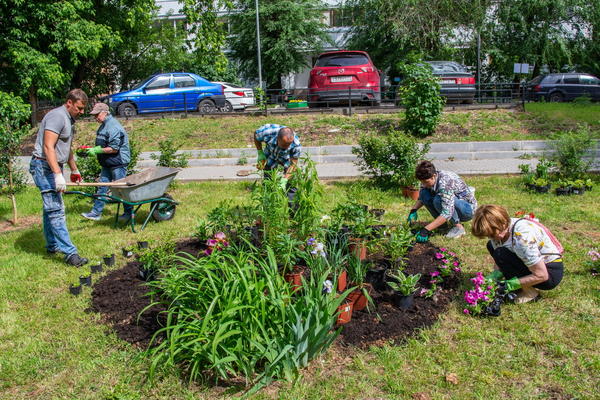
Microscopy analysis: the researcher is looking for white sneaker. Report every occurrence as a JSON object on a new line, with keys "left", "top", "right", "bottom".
{"left": 469, "top": 186, "right": 476, "bottom": 194}
{"left": 446, "top": 226, "right": 466, "bottom": 239}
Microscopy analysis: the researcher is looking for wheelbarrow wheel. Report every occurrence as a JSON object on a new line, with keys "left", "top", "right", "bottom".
{"left": 151, "top": 194, "right": 176, "bottom": 222}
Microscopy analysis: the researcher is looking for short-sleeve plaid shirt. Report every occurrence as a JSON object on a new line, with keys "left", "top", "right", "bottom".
{"left": 254, "top": 124, "right": 302, "bottom": 169}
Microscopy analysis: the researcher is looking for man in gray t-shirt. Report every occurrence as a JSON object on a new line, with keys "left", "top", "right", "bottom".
{"left": 29, "top": 89, "right": 89, "bottom": 267}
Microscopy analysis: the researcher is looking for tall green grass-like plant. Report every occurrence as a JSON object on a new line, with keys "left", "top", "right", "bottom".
{"left": 352, "top": 130, "right": 430, "bottom": 188}
{"left": 143, "top": 247, "right": 343, "bottom": 393}
{"left": 252, "top": 170, "right": 290, "bottom": 248}
{"left": 549, "top": 124, "right": 597, "bottom": 179}
{"left": 398, "top": 63, "right": 445, "bottom": 138}
{"left": 290, "top": 157, "right": 323, "bottom": 239}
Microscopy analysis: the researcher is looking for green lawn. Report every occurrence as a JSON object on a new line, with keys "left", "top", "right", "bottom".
{"left": 1, "top": 176, "right": 599, "bottom": 399}
{"left": 26, "top": 103, "right": 599, "bottom": 153}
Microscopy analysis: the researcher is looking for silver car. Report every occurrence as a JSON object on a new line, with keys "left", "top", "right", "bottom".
{"left": 212, "top": 82, "right": 255, "bottom": 112}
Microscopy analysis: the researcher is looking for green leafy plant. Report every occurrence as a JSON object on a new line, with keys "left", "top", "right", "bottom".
{"left": 352, "top": 130, "right": 430, "bottom": 188}
{"left": 0, "top": 92, "right": 30, "bottom": 224}
{"left": 398, "top": 63, "right": 445, "bottom": 138}
{"left": 289, "top": 158, "right": 324, "bottom": 239}
{"left": 386, "top": 271, "right": 421, "bottom": 296}
{"left": 252, "top": 170, "right": 290, "bottom": 247}
{"left": 272, "top": 233, "right": 304, "bottom": 274}
{"left": 383, "top": 227, "right": 415, "bottom": 267}
{"left": 150, "top": 138, "right": 189, "bottom": 168}
{"left": 549, "top": 125, "right": 596, "bottom": 179}
{"left": 138, "top": 241, "right": 176, "bottom": 278}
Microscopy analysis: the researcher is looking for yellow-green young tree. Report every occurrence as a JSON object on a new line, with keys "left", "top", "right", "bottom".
{"left": 0, "top": 92, "right": 31, "bottom": 225}
{"left": 227, "top": 0, "right": 331, "bottom": 88}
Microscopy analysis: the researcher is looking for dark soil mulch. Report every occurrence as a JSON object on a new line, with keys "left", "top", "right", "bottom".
{"left": 339, "top": 242, "right": 461, "bottom": 348}
{"left": 90, "top": 238, "right": 460, "bottom": 349}
{"left": 89, "top": 237, "right": 203, "bottom": 348}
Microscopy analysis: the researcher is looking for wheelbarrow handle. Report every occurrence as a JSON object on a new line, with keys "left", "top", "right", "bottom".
{"left": 66, "top": 182, "right": 134, "bottom": 187}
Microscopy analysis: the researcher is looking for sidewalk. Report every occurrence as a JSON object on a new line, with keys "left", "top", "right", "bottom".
{"left": 16, "top": 139, "right": 600, "bottom": 182}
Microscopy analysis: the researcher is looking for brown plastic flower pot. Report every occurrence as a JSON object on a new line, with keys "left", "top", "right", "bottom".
{"left": 284, "top": 267, "right": 304, "bottom": 292}
{"left": 402, "top": 186, "right": 420, "bottom": 201}
{"left": 337, "top": 270, "right": 347, "bottom": 292}
{"left": 348, "top": 283, "right": 373, "bottom": 311}
{"left": 349, "top": 238, "right": 367, "bottom": 261}
{"left": 336, "top": 300, "right": 353, "bottom": 325}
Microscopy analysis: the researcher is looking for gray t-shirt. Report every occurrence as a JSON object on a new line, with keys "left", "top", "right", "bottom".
{"left": 32, "top": 105, "right": 76, "bottom": 164}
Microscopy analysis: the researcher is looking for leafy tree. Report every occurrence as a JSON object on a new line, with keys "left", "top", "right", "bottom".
{"left": 0, "top": 92, "right": 31, "bottom": 225}
{"left": 228, "top": 0, "right": 331, "bottom": 88}
{"left": 480, "top": 0, "right": 586, "bottom": 80}
{"left": 0, "top": 0, "right": 118, "bottom": 121}
{"left": 344, "top": 0, "right": 489, "bottom": 76}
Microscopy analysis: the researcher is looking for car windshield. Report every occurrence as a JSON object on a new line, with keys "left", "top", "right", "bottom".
{"left": 528, "top": 75, "right": 544, "bottom": 85}
{"left": 130, "top": 77, "right": 151, "bottom": 91}
{"left": 315, "top": 53, "right": 370, "bottom": 67}
{"left": 426, "top": 62, "right": 467, "bottom": 73}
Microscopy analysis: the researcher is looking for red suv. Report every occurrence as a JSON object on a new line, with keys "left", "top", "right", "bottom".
{"left": 308, "top": 50, "right": 381, "bottom": 107}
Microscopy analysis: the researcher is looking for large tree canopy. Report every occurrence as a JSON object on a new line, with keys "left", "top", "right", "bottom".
{"left": 228, "top": 0, "right": 331, "bottom": 88}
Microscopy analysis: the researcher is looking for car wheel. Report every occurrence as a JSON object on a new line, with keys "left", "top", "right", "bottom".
{"left": 219, "top": 101, "right": 233, "bottom": 113}
{"left": 117, "top": 103, "right": 137, "bottom": 117}
{"left": 549, "top": 92, "right": 564, "bottom": 102}
{"left": 198, "top": 99, "right": 216, "bottom": 114}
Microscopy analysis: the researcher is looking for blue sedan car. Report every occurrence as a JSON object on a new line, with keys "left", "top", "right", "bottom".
{"left": 108, "top": 72, "right": 226, "bottom": 116}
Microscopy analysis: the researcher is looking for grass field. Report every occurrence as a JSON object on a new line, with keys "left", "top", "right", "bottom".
{"left": 23, "top": 103, "right": 599, "bottom": 153}
{"left": 1, "top": 176, "right": 599, "bottom": 399}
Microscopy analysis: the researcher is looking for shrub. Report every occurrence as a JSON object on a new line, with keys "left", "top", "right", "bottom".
{"left": 352, "top": 130, "right": 430, "bottom": 188}
{"left": 398, "top": 63, "right": 445, "bottom": 138}
{"left": 549, "top": 124, "right": 597, "bottom": 179}
{"left": 0, "top": 92, "right": 31, "bottom": 224}
{"left": 151, "top": 138, "right": 189, "bottom": 168}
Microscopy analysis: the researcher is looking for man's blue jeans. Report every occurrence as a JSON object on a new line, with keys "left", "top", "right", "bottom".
{"left": 29, "top": 158, "right": 78, "bottom": 257}
{"left": 419, "top": 188, "right": 474, "bottom": 225}
{"left": 91, "top": 166, "right": 132, "bottom": 216}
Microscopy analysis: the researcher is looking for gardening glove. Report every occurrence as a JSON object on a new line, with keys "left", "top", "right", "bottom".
{"left": 415, "top": 227, "right": 431, "bottom": 243}
{"left": 70, "top": 169, "right": 82, "bottom": 183}
{"left": 53, "top": 173, "right": 67, "bottom": 192}
{"left": 86, "top": 145, "right": 103, "bottom": 156}
{"left": 256, "top": 149, "right": 267, "bottom": 170}
{"left": 485, "top": 269, "right": 504, "bottom": 282}
{"left": 279, "top": 177, "right": 288, "bottom": 191}
{"left": 501, "top": 276, "right": 521, "bottom": 292}
{"left": 407, "top": 209, "right": 418, "bottom": 224}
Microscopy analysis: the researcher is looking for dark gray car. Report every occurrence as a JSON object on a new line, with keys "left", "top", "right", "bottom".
{"left": 425, "top": 61, "right": 476, "bottom": 104}
{"left": 527, "top": 73, "right": 600, "bottom": 102}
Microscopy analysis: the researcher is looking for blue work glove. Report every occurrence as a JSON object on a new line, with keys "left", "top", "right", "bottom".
{"left": 87, "top": 145, "right": 103, "bottom": 156}
{"left": 407, "top": 209, "right": 418, "bottom": 224}
{"left": 485, "top": 269, "right": 504, "bottom": 282}
{"left": 501, "top": 276, "right": 521, "bottom": 292}
{"left": 415, "top": 227, "right": 431, "bottom": 243}
{"left": 256, "top": 149, "right": 266, "bottom": 170}
{"left": 279, "top": 177, "right": 288, "bottom": 191}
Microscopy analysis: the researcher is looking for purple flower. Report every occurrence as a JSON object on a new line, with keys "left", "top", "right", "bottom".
{"left": 440, "top": 247, "right": 447, "bottom": 252}
{"left": 453, "top": 267, "right": 461, "bottom": 272}
{"left": 214, "top": 232, "right": 226, "bottom": 240}
{"left": 463, "top": 309, "right": 470, "bottom": 314}
{"left": 204, "top": 248, "right": 213, "bottom": 256}
{"left": 453, "top": 261, "right": 460, "bottom": 267}
{"left": 430, "top": 271, "right": 440, "bottom": 277}
{"left": 206, "top": 239, "right": 218, "bottom": 247}
{"left": 449, "top": 251, "right": 456, "bottom": 257}
{"left": 442, "top": 258, "right": 449, "bottom": 264}
{"left": 435, "top": 252, "right": 443, "bottom": 259}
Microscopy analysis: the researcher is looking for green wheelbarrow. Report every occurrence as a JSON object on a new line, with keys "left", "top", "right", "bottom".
{"left": 66, "top": 167, "right": 180, "bottom": 232}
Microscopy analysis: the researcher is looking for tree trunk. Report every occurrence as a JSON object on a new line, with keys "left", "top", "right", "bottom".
{"left": 29, "top": 86, "right": 38, "bottom": 127}
{"left": 8, "top": 159, "right": 18, "bottom": 225}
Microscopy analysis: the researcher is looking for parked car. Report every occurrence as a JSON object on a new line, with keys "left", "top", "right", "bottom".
{"left": 526, "top": 73, "right": 600, "bottom": 102}
{"left": 211, "top": 82, "right": 255, "bottom": 112}
{"left": 107, "top": 72, "right": 226, "bottom": 117}
{"left": 308, "top": 50, "right": 381, "bottom": 107}
{"left": 425, "top": 61, "right": 476, "bottom": 104}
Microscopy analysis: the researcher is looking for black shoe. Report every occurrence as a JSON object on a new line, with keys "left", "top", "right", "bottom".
{"left": 65, "top": 253, "right": 89, "bottom": 267}
{"left": 46, "top": 248, "right": 58, "bottom": 255}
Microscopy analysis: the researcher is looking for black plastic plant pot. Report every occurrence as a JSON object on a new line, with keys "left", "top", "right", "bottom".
{"left": 90, "top": 264, "right": 103, "bottom": 274}
{"left": 122, "top": 248, "right": 134, "bottom": 258}
{"left": 69, "top": 284, "right": 82, "bottom": 296}
{"left": 555, "top": 187, "right": 571, "bottom": 196}
{"left": 525, "top": 183, "right": 535, "bottom": 191}
{"left": 79, "top": 275, "right": 92, "bottom": 286}
{"left": 535, "top": 185, "right": 550, "bottom": 193}
{"left": 571, "top": 187, "right": 585, "bottom": 195}
{"left": 393, "top": 293, "right": 414, "bottom": 309}
{"left": 365, "top": 265, "right": 387, "bottom": 292}
{"left": 138, "top": 266, "right": 156, "bottom": 282}
{"left": 103, "top": 254, "right": 115, "bottom": 266}
{"left": 369, "top": 208, "right": 386, "bottom": 219}
{"left": 137, "top": 241, "right": 149, "bottom": 249}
